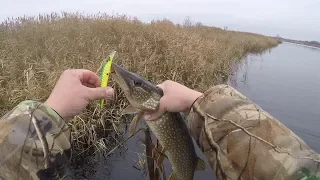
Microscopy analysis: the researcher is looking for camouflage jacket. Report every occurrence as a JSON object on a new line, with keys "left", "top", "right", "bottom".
{"left": 1, "top": 86, "right": 320, "bottom": 180}
{"left": 0, "top": 100, "right": 71, "bottom": 180}
{"left": 188, "top": 85, "right": 320, "bottom": 180}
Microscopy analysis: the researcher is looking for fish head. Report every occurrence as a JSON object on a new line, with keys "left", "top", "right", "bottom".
{"left": 112, "top": 63, "right": 163, "bottom": 112}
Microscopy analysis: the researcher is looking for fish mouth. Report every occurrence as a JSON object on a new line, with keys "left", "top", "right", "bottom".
{"left": 111, "top": 63, "right": 163, "bottom": 96}
{"left": 111, "top": 63, "right": 134, "bottom": 91}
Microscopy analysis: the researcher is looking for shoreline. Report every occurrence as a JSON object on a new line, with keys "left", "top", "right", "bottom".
{"left": 282, "top": 41, "right": 320, "bottom": 50}
{"left": 273, "top": 37, "right": 320, "bottom": 49}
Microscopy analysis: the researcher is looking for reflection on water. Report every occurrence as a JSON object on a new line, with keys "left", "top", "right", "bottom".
{"left": 229, "top": 42, "right": 320, "bottom": 153}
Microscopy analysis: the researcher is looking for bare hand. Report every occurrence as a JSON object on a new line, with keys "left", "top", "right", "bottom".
{"left": 144, "top": 80, "right": 202, "bottom": 120}
{"left": 45, "top": 69, "right": 114, "bottom": 119}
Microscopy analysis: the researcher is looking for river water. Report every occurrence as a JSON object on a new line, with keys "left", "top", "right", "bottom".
{"left": 73, "top": 42, "right": 320, "bottom": 179}
{"left": 229, "top": 42, "right": 320, "bottom": 154}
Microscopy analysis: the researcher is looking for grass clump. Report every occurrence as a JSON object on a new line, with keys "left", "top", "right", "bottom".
{"left": 0, "top": 12, "right": 280, "bottom": 157}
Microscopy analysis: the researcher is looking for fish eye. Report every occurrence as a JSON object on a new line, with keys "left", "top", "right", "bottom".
{"left": 133, "top": 80, "right": 142, "bottom": 86}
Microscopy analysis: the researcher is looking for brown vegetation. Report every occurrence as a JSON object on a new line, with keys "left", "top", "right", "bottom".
{"left": 0, "top": 12, "right": 279, "bottom": 157}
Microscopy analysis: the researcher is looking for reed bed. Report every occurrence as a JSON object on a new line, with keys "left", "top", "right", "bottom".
{"left": 0, "top": 12, "right": 280, "bottom": 158}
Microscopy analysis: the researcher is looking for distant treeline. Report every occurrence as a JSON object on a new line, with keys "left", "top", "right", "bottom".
{"left": 274, "top": 36, "right": 320, "bottom": 48}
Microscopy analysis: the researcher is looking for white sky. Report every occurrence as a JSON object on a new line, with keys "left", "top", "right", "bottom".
{"left": 1, "top": 0, "right": 320, "bottom": 41}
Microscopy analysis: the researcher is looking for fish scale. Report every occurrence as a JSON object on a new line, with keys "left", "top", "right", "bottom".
{"left": 147, "top": 112, "right": 197, "bottom": 179}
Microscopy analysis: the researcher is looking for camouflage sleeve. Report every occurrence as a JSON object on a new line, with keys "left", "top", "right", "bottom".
{"left": 187, "top": 85, "right": 320, "bottom": 180}
{"left": 0, "top": 100, "right": 71, "bottom": 180}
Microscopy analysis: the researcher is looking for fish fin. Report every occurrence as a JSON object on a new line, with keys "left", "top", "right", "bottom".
{"left": 153, "top": 149, "right": 166, "bottom": 168}
{"left": 156, "top": 140, "right": 164, "bottom": 150}
{"left": 153, "top": 167, "right": 160, "bottom": 180}
{"left": 153, "top": 140, "right": 167, "bottom": 168}
{"left": 168, "top": 173, "right": 178, "bottom": 180}
{"left": 160, "top": 163, "right": 166, "bottom": 180}
{"left": 129, "top": 112, "right": 143, "bottom": 135}
{"left": 137, "top": 135, "right": 156, "bottom": 149}
{"left": 121, "top": 105, "right": 139, "bottom": 115}
{"left": 195, "top": 157, "right": 206, "bottom": 171}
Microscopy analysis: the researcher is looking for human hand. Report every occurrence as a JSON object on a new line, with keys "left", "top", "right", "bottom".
{"left": 144, "top": 80, "right": 203, "bottom": 120}
{"left": 45, "top": 69, "right": 114, "bottom": 119}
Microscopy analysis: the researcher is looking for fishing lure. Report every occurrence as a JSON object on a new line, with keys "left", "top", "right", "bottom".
{"left": 99, "top": 51, "right": 116, "bottom": 108}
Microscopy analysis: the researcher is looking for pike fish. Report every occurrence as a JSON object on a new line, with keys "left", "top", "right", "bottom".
{"left": 111, "top": 63, "right": 205, "bottom": 180}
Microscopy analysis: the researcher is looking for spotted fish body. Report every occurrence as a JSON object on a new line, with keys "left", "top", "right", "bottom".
{"left": 111, "top": 63, "right": 203, "bottom": 180}
{"left": 147, "top": 112, "right": 199, "bottom": 179}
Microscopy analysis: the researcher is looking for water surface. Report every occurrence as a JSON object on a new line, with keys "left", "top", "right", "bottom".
{"left": 229, "top": 42, "right": 320, "bottom": 153}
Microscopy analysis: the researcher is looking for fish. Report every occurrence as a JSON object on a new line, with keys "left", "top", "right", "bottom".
{"left": 111, "top": 63, "right": 205, "bottom": 180}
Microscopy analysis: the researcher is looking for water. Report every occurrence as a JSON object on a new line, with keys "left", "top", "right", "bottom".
{"left": 229, "top": 42, "right": 320, "bottom": 153}
{"left": 75, "top": 42, "right": 320, "bottom": 179}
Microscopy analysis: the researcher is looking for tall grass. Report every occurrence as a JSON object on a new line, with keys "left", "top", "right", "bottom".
{"left": 0, "top": 12, "right": 280, "bottom": 157}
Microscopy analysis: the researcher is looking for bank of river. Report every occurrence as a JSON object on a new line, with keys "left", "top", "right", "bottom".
{"left": 71, "top": 41, "right": 320, "bottom": 179}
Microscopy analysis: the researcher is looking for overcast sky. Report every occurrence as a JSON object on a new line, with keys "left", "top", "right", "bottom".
{"left": 1, "top": 0, "right": 320, "bottom": 41}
